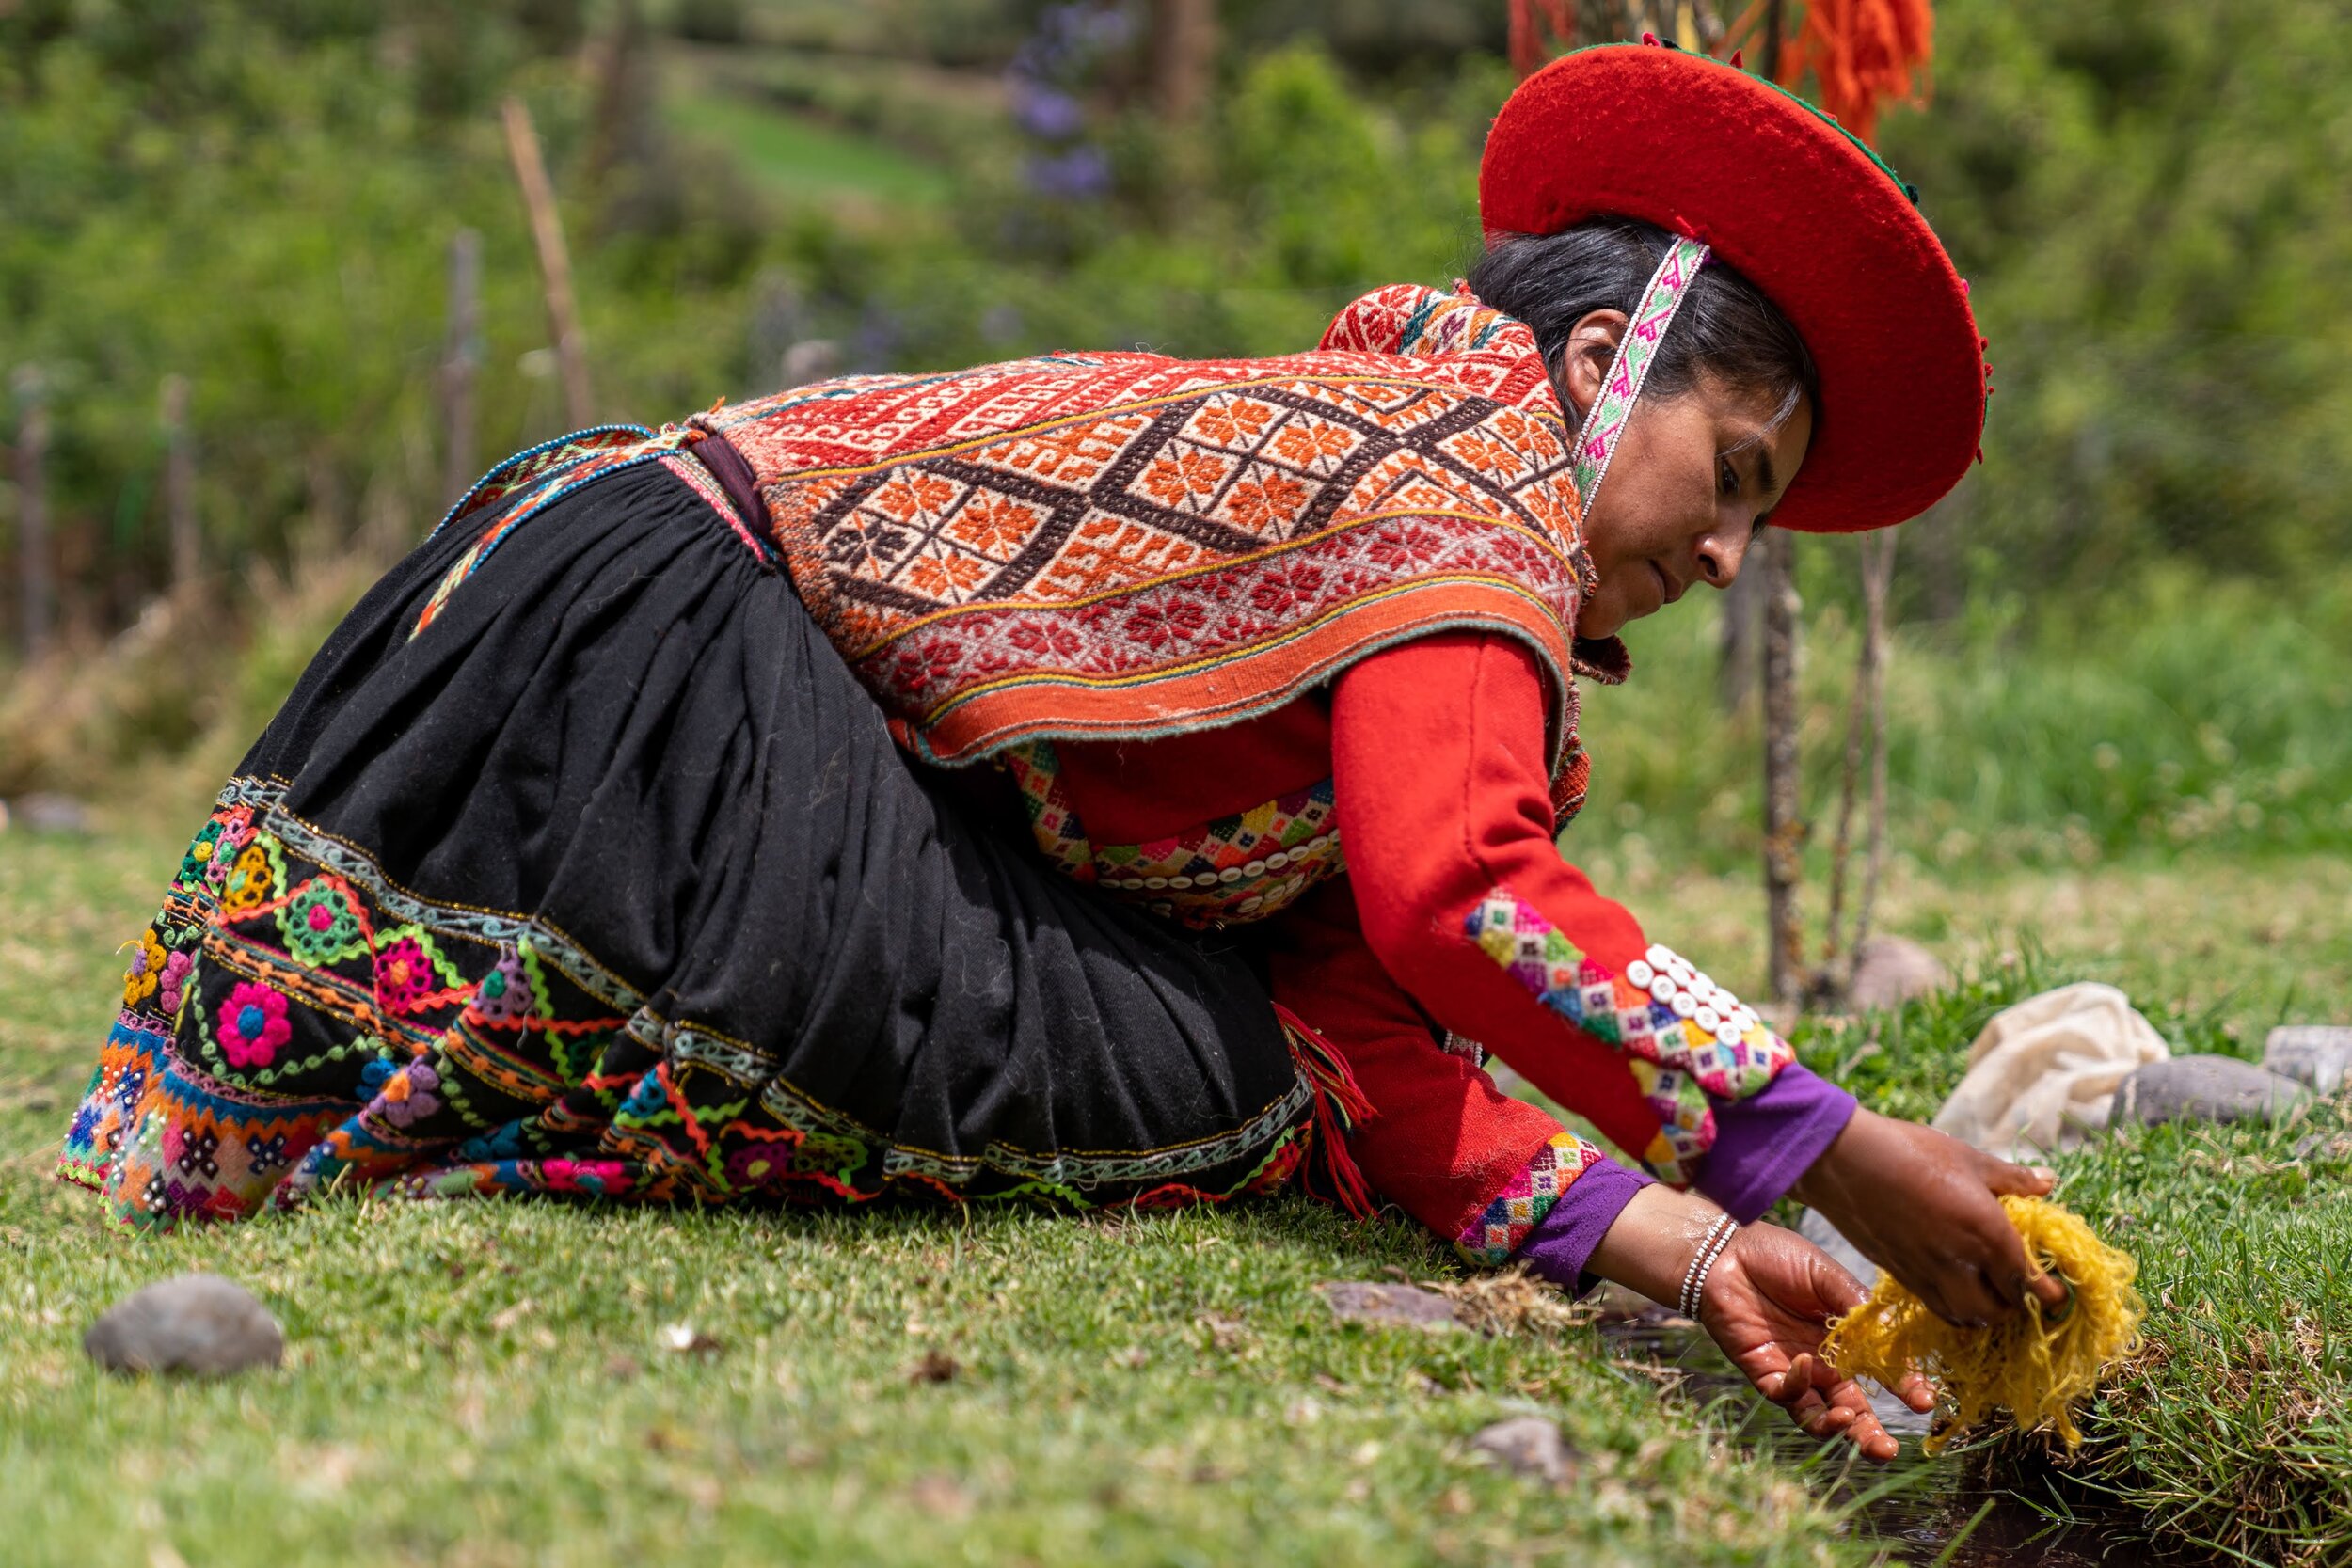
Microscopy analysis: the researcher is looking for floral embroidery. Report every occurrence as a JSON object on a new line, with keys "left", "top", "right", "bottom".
{"left": 281, "top": 879, "right": 365, "bottom": 967}
{"left": 372, "top": 1060, "right": 444, "bottom": 1129}
{"left": 725, "top": 1134, "right": 803, "bottom": 1190}
{"left": 217, "top": 980, "right": 293, "bottom": 1069}
{"left": 374, "top": 936, "right": 437, "bottom": 1014}
{"left": 220, "top": 842, "right": 275, "bottom": 917}
{"left": 59, "top": 775, "right": 1314, "bottom": 1230}
{"left": 1454, "top": 1132, "right": 1607, "bottom": 1266}
{"left": 1464, "top": 891, "right": 1796, "bottom": 1182}
{"left": 470, "top": 948, "right": 534, "bottom": 1024}
{"left": 540, "top": 1159, "right": 629, "bottom": 1196}
{"left": 122, "top": 928, "right": 168, "bottom": 1006}
{"left": 157, "top": 949, "right": 196, "bottom": 1018}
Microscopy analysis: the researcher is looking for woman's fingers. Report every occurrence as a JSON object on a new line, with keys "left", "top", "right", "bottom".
{"left": 1981, "top": 1152, "right": 2059, "bottom": 1198}
{"left": 1896, "top": 1371, "right": 1936, "bottom": 1413}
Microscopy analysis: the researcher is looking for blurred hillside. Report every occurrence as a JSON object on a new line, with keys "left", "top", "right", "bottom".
{"left": 0, "top": 0, "right": 2347, "bottom": 864}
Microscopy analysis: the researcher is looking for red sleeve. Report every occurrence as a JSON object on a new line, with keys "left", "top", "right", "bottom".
{"left": 1262, "top": 878, "right": 1609, "bottom": 1254}
{"left": 1330, "top": 630, "right": 1796, "bottom": 1184}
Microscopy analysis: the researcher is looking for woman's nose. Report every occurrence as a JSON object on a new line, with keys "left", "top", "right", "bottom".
{"left": 1698, "top": 529, "right": 1749, "bottom": 588}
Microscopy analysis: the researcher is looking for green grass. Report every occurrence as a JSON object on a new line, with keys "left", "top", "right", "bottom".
{"left": 1579, "top": 567, "right": 2352, "bottom": 875}
{"left": 0, "top": 815, "right": 1858, "bottom": 1568}
{"left": 1791, "top": 958, "right": 2352, "bottom": 1566}
{"left": 660, "top": 54, "right": 955, "bottom": 210}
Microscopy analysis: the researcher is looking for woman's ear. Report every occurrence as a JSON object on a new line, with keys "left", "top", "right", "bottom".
{"left": 1553, "top": 309, "right": 1630, "bottom": 425}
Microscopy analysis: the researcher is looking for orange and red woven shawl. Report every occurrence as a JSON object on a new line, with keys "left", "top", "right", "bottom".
{"left": 702, "top": 293, "right": 1617, "bottom": 810}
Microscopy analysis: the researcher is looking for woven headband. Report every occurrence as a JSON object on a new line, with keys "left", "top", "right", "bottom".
{"left": 1567, "top": 234, "right": 1711, "bottom": 516}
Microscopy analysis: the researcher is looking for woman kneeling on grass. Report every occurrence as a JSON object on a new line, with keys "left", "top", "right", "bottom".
{"left": 61, "top": 43, "right": 2065, "bottom": 1457}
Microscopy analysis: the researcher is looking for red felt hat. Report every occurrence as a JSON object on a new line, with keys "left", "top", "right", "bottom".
{"left": 1480, "top": 41, "right": 1985, "bottom": 533}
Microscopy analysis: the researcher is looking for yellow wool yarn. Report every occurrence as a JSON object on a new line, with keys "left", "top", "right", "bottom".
{"left": 1819, "top": 1196, "right": 2145, "bottom": 1453}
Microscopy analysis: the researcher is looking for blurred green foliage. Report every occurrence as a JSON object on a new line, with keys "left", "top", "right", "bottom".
{"left": 1, "top": 0, "right": 2347, "bottom": 861}
{"left": 1581, "top": 566, "right": 2352, "bottom": 871}
{"left": 1881, "top": 0, "right": 2352, "bottom": 590}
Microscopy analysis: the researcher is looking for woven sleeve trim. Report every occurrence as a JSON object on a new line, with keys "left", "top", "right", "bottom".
{"left": 1452, "top": 1131, "right": 1607, "bottom": 1266}
{"left": 1463, "top": 890, "right": 1797, "bottom": 1184}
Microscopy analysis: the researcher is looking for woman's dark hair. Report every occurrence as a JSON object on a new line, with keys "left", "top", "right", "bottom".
{"left": 1466, "top": 218, "right": 1817, "bottom": 429}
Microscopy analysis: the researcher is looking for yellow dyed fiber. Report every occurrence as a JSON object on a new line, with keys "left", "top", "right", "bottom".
{"left": 1820, "top": 1196, "right": 2145, "bottom": 1453}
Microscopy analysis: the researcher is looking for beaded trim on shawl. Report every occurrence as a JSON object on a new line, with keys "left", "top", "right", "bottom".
{"left": 1002, "top": 739, "right": 1346, "bottom": 929}
{"left": 699, "top": 287, "right": 1627, "bottom": 816}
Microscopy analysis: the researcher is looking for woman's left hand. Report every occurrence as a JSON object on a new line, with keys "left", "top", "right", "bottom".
{"left": 1696, "top": 1221, "right": 1935, "bottom": 1463}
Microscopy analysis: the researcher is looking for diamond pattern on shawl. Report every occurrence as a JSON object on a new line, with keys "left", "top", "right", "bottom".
{"left": 705, "top": 325, "right": 1602, "bottom": 786}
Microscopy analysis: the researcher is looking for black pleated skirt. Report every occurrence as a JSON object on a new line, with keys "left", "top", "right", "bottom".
{"left": 61, "top": 458, "right": 1311, "bottom": 1227}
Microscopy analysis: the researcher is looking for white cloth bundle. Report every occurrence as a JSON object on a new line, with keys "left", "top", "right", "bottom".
{"left": 1931, "top": 982, "right": 2170, "bottom": 1158}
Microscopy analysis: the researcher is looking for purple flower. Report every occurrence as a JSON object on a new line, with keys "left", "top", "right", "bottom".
{"left": 1011, "top": 82, "right": 1087, "bottom": 141}
{"left": 1024, "top": 146, "right": 1112, "bottom": 201}
{"left": 471, "top": 949, "right": 533, "bottom": 1023}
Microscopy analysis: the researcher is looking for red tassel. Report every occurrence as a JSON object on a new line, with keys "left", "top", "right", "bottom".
{"left": 1776, "top": 0, "right": 1935, "bottom": 144}
{"left": 1508, "top": 0, "right": 1576, "bottom": 77}
{"left": 1729, "top": 47, "right": 1744, "bottom": 69}
{"left": 1274, "top": 1004, "right": 1376, "bottom": 1219}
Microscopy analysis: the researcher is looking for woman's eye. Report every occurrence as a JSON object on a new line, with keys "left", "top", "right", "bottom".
{"left": 1719, "top": 459, "right": 1740, "bottom": 495}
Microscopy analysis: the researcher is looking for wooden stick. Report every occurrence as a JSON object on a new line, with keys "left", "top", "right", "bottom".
{"left": 161, "top": 373, "right": 197, "bottom": 592}
{"left": 439, "top": 228, "right": 482, "bottom": 508}
{"left": 1717, "top": 557, "right": 1760, "bottom": 709}
{"left": 501, "top": 96, "right": 593, "bottom": 429}
{"left": 1820, "top": 540, "right": 1873, "bottom": 979}
{"left": 1151, "top": 0, "right": 1217, "bottom": 124}
{"left": 12, "top": 369, "right": 50, "bottom": 660}
{"left": 1760, "top": 526, "right": 1805, "bottom": 1004}
{"left": 1855, "top": 529, "right": 1899, "bottom": 954}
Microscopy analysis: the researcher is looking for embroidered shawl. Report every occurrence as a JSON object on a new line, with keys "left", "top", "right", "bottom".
{"left": 691, "top": 286, "right": 1626, "bottom": 813}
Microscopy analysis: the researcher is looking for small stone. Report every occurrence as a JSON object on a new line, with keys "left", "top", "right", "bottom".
{"left": 1847, "top": 935, "right": 1950, "bottom": 1012}
{"left": 1318, "top": 1280, "right": 1460, "bottom": 1331}
{"left": 2265, "top": 1027, "right": 2352, "bottom": 1096}
{"left": 2115, "top": 1054, "right": 2311, "bottom": 1127}
{"left": 1470, "top": 1415, "right": 1576, "bottom": 1485}
{"left": 84, "top": 1273, "right": 282, "bottom": 1377}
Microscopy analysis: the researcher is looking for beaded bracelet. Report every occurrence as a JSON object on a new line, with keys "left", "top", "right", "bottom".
{"left": 1677, "top": 1212, "right": 1738, "bottom": 1321}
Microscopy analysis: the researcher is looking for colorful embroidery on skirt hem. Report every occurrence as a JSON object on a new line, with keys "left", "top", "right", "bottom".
{"left": 57, "top": 775, "right": 1319, "bottom": 1231}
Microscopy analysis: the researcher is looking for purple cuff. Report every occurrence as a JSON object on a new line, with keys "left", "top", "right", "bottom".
{"left": 1516, "top": 1159, "right": 1653, "bottom": 1296}
{"left": 1693, "top": 1063, "right": 1856, "bottom": 1224}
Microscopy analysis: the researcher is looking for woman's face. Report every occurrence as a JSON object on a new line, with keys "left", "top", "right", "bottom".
{"left": 1553, "top": 309, "right": 1814, "bottom": 639}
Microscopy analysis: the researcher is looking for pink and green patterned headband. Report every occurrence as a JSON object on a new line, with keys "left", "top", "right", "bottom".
{"left": 1566, "top": 234, "right": 1711, "bottom": 517}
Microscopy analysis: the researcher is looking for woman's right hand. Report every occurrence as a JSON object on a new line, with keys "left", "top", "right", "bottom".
{"left": 1694, "top": 1221, "right": 1934, "bottom": 1463}
{"left": 1587, "top": 1184, "right": 1930, "bottom": 1462}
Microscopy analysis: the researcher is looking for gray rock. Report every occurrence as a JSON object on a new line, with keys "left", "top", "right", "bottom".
{"left": 1847, "top": 935, "right": 1950, "bottom": 1012}
{"left": 1318, "top": 1280, "right": 1459, "bottom": 1331}
{"left": 2265, "top": 1027, "right": 2352, "bottom": 1097}
{"left": 84, "top": 1273, "right": 283, "bottom": 1377}
{"left": 13, "top": 792, "right": 92, "bottom": 835}
{"left": 2115, "top": 1054, "right": 2311, "bottom": 1127}
{"left": 1470, "top": 1415, "right": 1577, "bottom": 1484}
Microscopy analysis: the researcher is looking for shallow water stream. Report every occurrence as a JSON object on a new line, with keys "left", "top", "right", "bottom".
{"left": 1598, "top": 1318, "right": 2212, "bottom": 1566}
